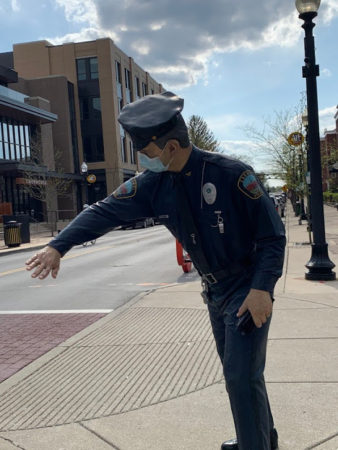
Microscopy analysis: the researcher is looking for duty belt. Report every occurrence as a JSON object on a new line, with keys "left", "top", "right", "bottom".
{"left": 201, "top": 260, "right": 252, "bottom": 286}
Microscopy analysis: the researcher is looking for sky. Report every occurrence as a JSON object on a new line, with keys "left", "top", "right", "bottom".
{"left": 1, "top": 0, "right": 337, "bottom": 185}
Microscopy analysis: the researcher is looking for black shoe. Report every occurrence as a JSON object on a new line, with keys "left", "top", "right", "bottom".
{"left": 221, "top": 428, "right": 278, "bottom": 450}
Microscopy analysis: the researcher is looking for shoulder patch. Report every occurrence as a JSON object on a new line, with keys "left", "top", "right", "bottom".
{"left": 237, "top": 170, "right": 263, "bottom": 200}
{"left": 113, "top": 178, "right": 137, "bottom": 199}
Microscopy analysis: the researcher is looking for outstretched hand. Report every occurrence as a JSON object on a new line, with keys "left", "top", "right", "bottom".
{"left": 237, "top": 289, "right": 272, "bottom": 328}
{"left": 26, "top": 246, "right": 61, "bottom": 280}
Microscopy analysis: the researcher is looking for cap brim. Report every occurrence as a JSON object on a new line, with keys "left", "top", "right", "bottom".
{"left": 131, "top": 136, "right": 151, "bottom": 151}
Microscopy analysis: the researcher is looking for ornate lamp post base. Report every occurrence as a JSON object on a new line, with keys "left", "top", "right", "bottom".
{"left": 305, "top": 243, "right": 336, "bottom": 280}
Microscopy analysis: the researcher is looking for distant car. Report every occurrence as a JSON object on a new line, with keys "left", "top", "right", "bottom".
{"left": 269, "top": 195, "right": 281, "bottom": 216}
{"left": 121, "top": 217, "right": 155, "bottom": 230}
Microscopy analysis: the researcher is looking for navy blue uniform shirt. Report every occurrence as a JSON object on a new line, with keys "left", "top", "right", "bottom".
{"left": 48, "top": 146, "right": 286, "bottom": 299}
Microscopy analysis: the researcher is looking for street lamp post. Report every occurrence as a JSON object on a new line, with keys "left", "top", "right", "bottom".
{"left": 297, "top": 146, "right": 307, "bottom": 222}
{"left": 302, "top": 109, "right": 313, "bottom": 243}
{"left": 80, "top": 161, "right": 89, "bottom": 206}
{"left": 296, "top": 0, "right": 335, "bottom": 280}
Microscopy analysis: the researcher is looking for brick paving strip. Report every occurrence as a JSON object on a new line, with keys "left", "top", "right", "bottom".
{"left": 0, "top": 313, "right": 107, "bottom": 382}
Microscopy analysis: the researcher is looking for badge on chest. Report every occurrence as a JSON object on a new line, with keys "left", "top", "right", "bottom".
{"left": 202, "top": 183, "right": 217, "bottom": 205}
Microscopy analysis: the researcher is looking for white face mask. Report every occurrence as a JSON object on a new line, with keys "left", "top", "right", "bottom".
{"left": 138, "top": 152, "right": 170, "bottom": 173}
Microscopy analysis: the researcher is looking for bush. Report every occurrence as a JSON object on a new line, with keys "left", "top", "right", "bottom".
{"left": 323, "top": 191, "right": 338, "bottom": 203}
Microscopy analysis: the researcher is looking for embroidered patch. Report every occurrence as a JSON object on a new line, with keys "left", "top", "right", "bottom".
{"left": 238, "top": 170, "right": 263, "bottom": 199}
{"left": 113, "top": 178, "right": 137, "bottom": 199}
{"left": 202, "top": 183, "right": 217, "bottom": 205}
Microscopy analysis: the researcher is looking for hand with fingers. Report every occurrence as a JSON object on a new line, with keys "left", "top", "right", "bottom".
{"left": 237, "top": 288, "right": 273, "bottom": 329}
{"left": 25, "top": 246, "right": 61, "bottom": 280}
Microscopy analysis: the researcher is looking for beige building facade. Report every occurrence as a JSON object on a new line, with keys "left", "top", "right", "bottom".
{"left": 11, "top": 38, "right": 163, "bottom": 203}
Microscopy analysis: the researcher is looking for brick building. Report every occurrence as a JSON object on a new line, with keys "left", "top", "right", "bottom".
{"left": 320, "top": 106, "right": 338, "bottom": 192}
{"left": 0, "top": 38, "right": 163, "bottom": 219}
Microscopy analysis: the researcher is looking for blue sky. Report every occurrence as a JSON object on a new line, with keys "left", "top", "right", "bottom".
{"left": 1, "top": 0, "right": 337, "bottom": 185}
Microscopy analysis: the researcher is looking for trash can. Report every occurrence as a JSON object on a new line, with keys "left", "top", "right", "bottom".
{"left": 3, "top": 214, "right": 30, "bottom": 243}
{"left": 295, "top": 201, "right": 300, "bottom": 217}
{"left": 4, "top": 221, "right": 21, "bottom": 247}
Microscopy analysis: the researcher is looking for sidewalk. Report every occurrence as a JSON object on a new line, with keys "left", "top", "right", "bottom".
{"left": 0, "top": 204, "right": 337, "bottom": 450}
{"left": 0, "top": 231, "right": 53, "bottom": 256}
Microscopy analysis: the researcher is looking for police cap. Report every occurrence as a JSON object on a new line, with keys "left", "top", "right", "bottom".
{"left": 118, "top": 91, "right": 184, "bottom": 150}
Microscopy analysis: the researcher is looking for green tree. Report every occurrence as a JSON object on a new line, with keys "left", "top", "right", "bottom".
{"left": 243, "top": 95, "right": 308, "bottom": 208}
{"left": 187, "top": 115, "right": 220, "bottom": 152}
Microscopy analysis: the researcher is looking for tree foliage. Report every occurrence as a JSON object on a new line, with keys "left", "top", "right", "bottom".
{"left": 321, "top": 142, "right": 338, "bottom": 192}
{"left": 187, "top": 115, "right": 220, "bottom": 152}
{"left": 243, "top": 95, "right": 308, "bottom": 203}
{"left": 21, "top": 131, "right": 72, "bottom": 227}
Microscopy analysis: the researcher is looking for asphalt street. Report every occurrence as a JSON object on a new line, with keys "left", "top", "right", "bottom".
{"left": 0, "top": 225, "right": 199, "bottom": 312}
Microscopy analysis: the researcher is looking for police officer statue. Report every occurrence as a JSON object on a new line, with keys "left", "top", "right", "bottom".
{"left": 26, "top": 91, "right": 285, "bottom": 450}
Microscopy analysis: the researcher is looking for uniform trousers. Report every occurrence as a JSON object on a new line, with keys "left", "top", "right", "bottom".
{"left": 207, "top": 286, "right": 274, "bottom": 450}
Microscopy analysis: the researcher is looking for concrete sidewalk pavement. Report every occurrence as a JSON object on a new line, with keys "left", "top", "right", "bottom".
{"left": 0, "top": 203, "right": 337, "bottom": 450}
{"left": 0, "top": 231, "right": 54, "bottom": 256}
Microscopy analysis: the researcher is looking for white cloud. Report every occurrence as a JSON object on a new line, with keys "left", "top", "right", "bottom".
{"left": 55, "top": 0, "right": 98, "bottom": 24}
{"left": 319, "top": 105, "right": 337, "bottom": 134}
{"left": 321, "top": 0, "right": 338, "bottom": 23}
{"left": 205, "top": 113, "right": 250, "bottom": 139}
{"left": 321, "top": 68, "right": 332, "bottom": 77}
{"left": 49, "top": 0, "right": 338, "bottom": 89}
{"left": 11, "top": 0, "right": 20, "bottom": 12}
{"left": 49, "top": 28, "right": 116, "bottom": 46}
{"left": 220, "top": 139, "right": 275, "bottom": 173}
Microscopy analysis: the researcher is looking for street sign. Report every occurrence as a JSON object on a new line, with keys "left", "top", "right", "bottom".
{"left": 87, "top": 174, "right": 96, "bottom": 184}
{"left": 288, "top": 132, "right": 304, "bottom": 146}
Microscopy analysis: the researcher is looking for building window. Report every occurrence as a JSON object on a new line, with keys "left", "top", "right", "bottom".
{"left": 83, "top": 135, "right": 104, "bottom": 163}
{"left": 124, "top": 68, "right": 131, "bottom": 89}
{"left": 115, "top": 61, "right": 123, "bottom": 102}
{"left": 129, "top": 141, "right": 136, "bottom": 165}
{"left": 77, "top": 59, "right": 86, "bottom": 81}
{"left": 124, "top": 68, "right": 132, "bottom": 104}
{"left": 142, "top": 82, "right": 148, "bottom": 97}
{"left": 89, "top": 58, "right": 99, "bottom": 79}
{"left": 135, "top": 76, "right": 141, "bottom": 99}
{"left": 0, "top": 119, "right": 31, "bottom": 161}
{"left": 121, "top": 136, "right": 127, "bottom": 162}
{"left": 76, "top": 57, "right": 99, "bottom": 81}
{"left": 80, "top": 98, "right": 89, "bottom": 120}
{"left": 115, "top": 61, "right": 122, "bottom": 83}
{"left": 92, "top": 97, "right": 101, "bottom": 118}
{"left": 0, "top": 121, "right": 3, "bottom": 159}
{"left": 80, "top": 97, "right": 101, "bottom": 120}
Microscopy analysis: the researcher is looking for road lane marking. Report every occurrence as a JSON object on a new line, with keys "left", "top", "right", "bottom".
{"left": 0, "top": 245, "right": 114, "bottom": 278}
{"left": 0, "top": 309, "right": 113, "bottom": 314}
{"left": 0, "top": 267, "right": 26, "bottom": 277}
{"left": 0, "top": 230, "right": 172, "bottom": 278}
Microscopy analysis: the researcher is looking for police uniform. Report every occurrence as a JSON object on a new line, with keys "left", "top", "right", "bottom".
{"left": 48, "top": 92, "right": 285, "bottom": 450}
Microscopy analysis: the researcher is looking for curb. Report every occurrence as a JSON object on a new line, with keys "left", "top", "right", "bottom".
{"left": 0, "top": 244, "right": 47, "bottom": 257}
{"left": 0, "top": 283, "right": 179, "bottom": 395}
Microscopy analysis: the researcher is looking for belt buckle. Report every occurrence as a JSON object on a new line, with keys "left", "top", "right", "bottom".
{"left": 203, "top": 273, "right": 217, "bottom": 285}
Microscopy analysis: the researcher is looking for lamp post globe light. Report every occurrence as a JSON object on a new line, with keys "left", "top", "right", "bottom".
{"left": 296, "top": 0, "right": 336, "bottom": 280}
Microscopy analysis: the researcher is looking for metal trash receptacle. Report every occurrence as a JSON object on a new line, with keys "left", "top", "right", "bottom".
{"left": 4, "top": 221, "right": 22, "bottom": 247}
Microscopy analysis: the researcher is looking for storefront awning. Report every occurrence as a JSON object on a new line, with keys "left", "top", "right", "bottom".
{"left": 0, "top": 94, "right": 57, "bottom": 124}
